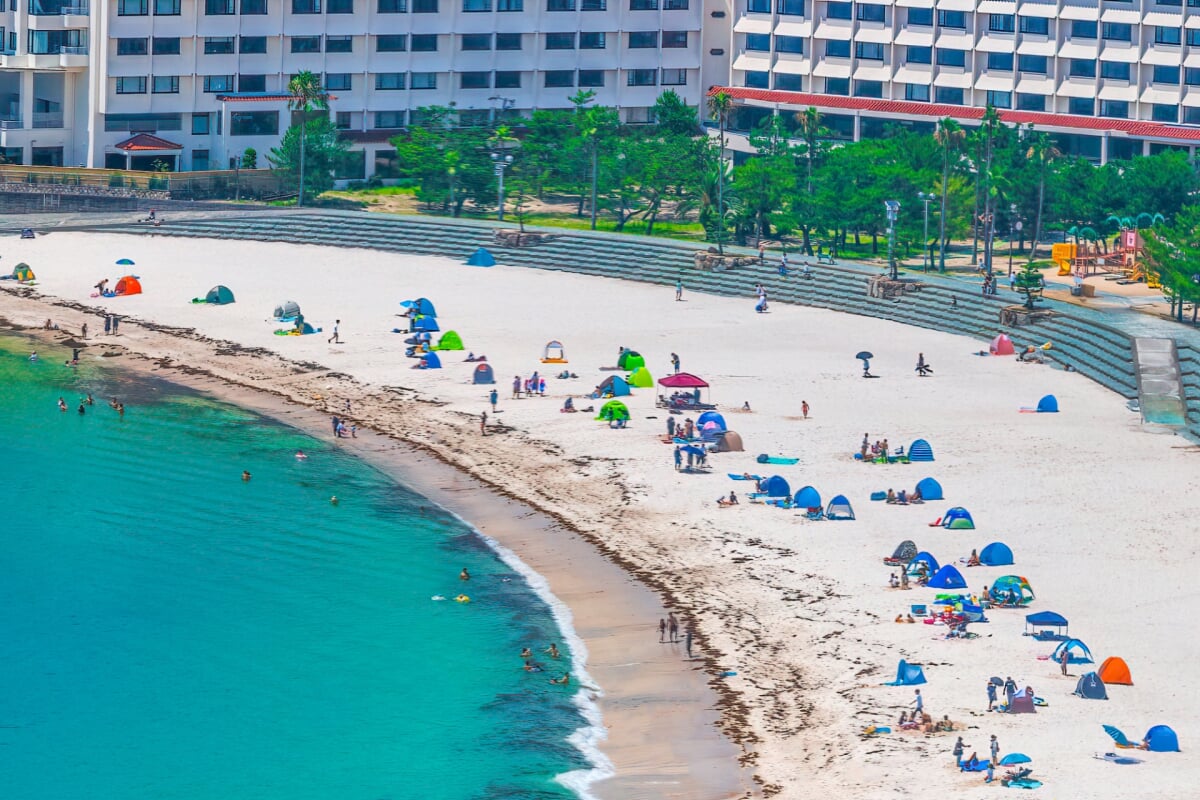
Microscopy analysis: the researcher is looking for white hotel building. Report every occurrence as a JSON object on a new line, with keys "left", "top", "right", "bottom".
{"left": 721, "top": 0, "right": 1200, "bottom": 162}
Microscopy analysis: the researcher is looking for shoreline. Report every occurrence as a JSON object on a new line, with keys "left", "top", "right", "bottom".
{"left": 0, "top": 291, "right": 753, "bottom": 800}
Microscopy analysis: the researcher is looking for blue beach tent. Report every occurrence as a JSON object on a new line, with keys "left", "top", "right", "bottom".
{"left": 419, "top": 352, "right": 442, "bottom": 369}
{"left": 1145, "top": 725, "right": 1180, "bottom": 752}
{"left": 980, "top": 541, "right": 1014, "bottom": 566}
{"left": 761, "top": 475, "right": 791, "bottom": 497}
{"left": 401, "top": 298, "right": 437, "bottom": 317}
{"left": 793, "top": 485, "right": 822, "bottom": 509}
{"left": 928, "top": 564, "right": 967, "bottom": 589}
{"left": 908, "top": 439, "right": 934, "bottom": 462}
{"left": 697, "top": 411, "right": 727, "bottom": 431}
{"left": 916, "top": 477, "right": 943, "bottom": 501}
{"left": 466, "top": 248, "right": 496, "bottom": 266}
{"left": 1037, "top": 394, "right": 1059, "bottom": 413}
{"left": 941, "top": 507, "right": 975, "bottom": 530}
{"left": 472, "top": 363, "right": 495, "bottom": 384}
{"left": 1074, "top": 672, "right": 1108, "bottom": 700}
{"left": 1025, "top": 611, "right": 1068, "bottom": 638}
{"left": 1053, "top": 638, "right": 1094, "bottom": 664}
{"left": 826, "top": 494, "right": 855, "bottom": 520}
{"left": 411, "top": 316, "right": 440, "bottom": 333}
{"left": 884, "top": 659, "right": 927, "bottom": 686}
{"left": 907, "top": 551, "right": 940, "bottom": 576}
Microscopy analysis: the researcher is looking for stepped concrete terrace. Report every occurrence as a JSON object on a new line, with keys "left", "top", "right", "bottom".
{"left": 77, "top": 209, "right": 1200, "bottom": 443}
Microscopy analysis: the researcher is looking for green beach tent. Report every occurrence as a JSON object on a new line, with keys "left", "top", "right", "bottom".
{"left": 205, "top": 285, "right": 235, "bottom": 304}
{"left": 434, "top": 330, "right": 464, "bottom": 351}
{"left": 627, "top": 366, "right": 654, "bottom": 388}
{"left": 12, "top": 263, "right": 34, "bottom": 282}
{"left": 617, "top": 350, "right": 645, "bottom": 371}
{"left": 597, "top": 400, "right": 629, "bottom": 421}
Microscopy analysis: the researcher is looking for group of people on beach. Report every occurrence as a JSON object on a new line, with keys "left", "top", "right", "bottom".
{"left": 884, "top": 486, "right": 924, "bottom": 505}
{"left": 860, "top": 434, "right": 897, "bottom": 462}
{"left": 513, "top": 373, "right": 546, "bottom": 399}
{"left": 55, "top": 393, "right": 123, "bottom": 418}
{"left": 658, "top": 612, "right": 694, "bottom": 658}
{"left": 329, "top": 415, "right": 357, "bottom": 439}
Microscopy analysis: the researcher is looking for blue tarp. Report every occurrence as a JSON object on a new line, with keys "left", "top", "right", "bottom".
{"left": 907, "top": 551, "right": 940, "bottom": 575}
{"left": 928, "top": 564, "right": 967, "bottom": 589}
{"left": 761, "top": 475, "right": 790, "bottom": 497}
{"left": 793, "top": 485, "right": 821, "bottom": 508}
{"left": 466, "top": 248, "right": 496, "bottom": 267}
{"left": 908, "top": 439, "right": 934, "bottom": 461}
{"left": 401, "top": 298, "right": 437, "bottom": 317}
{"left": 1037, "top": 394, "right": 1059, "bottom": 413}
{"left": 1054, "top": 638, "right": 1094, "bottom": 664}
{"left": 826, "top": 494, "right": 855, "bottom": 520}
{"left": 1074, "top": 672, "right": 1108, "bottom": 700}
{"left": 697, "top": 411, "right": 727, "bottom": 431}
{"left": 883, "top": 659, "right": 927, "bottom": 686}
{"left": 1026, "top": 611, "right": 1068, "bottom": 628}
{"left": 915, "top": 476, "right": 943, "bottom": 500}
{"left": 1145, "top": 725, "right": 1180, "bottom": 752}
{"left": 980, "top": 541, "right": 1014, "bottom": 566}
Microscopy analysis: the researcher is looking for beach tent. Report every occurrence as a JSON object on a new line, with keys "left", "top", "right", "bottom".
{"left": 928, "top": 564, "right": 967, "bottom": 589}
{"left": 658, "top": 372, "right": 709, "bottom": 389}
{"left": 542, "top": 340, "right": 568, "bottom": 363}
{"left": 617, "top": 350, "right": 644, "bottom": 371}
{"left": 761, "top": 475, "right": 790, "bottom": 498}
{"left": 908, "top": 439, "right": 934, "bottom": 462}
{"left": 12, "top": 263, "right": 34, "bottom": 282}
{"left": 205, "top": 285, "right": 235, "bottom": 304}
{"left": 627, "top": 366, "right": 654, "bottom": 388}
{"left": 715, "top": 431, "right": 744, "bottom": 452}
{"left": 597, "top": 399, "right": 629, "bottom": 422}
{"left": 466, "top": 248, "right": 495, "bottom": 266}
{"left": 941, "top": 507, "right": 975, "bottom": 530}
{"left": 1037, "top": 394, "right": 1059, "bottom": 413}
{"left": 401, "top": 298, "right": 437, "bottom": 317}
{"left": 595, "top": 375, "right": 631, "bottom": 397}
{"left": 1053, "top": 638, "right": 1094, "bottom": 664}
{"left": 980, "top": 541, "right": 1014, "bottom": 566}
{"left": 1025, "top": 611, "right": 1068, "bottom": 638}
{"left": 890, "top": 540, "right": 918, "bottom": 562}
{"left": 419, "top": 352, "right": 442, "bottom": 369}
{"left": 472, "top": 363, "right": 495, "bottom": 384}
{"left": 1144, "top": 725, "right": 1180, "bottom": 752}
{"left": 883, "top": 659, "right": 927, "bottom": 686}
{"left": 916, "top": 477, "right": 943, "bottom": 501}
{"left": 907, "top": 551, "right": 940, "bottom": 576}
{"left": 1098, "top": 657, "right": 1133, "bottom": 686}
{"left": 991, "top": 575, "right": 1035, "bottom": 604}
{"left": 793, "top": 485, "right": 821, "bottom": 509}
{"left": 434, "top": 330, "right": 465, "bottom": 351}
{"left": 1074, "top": 672, "right": 1108, "bottom": 700}
{"left": 411, "top": 316, "right": 440, "bottom": 333}
{"left": 697, "top": 411, "right": 727, "bottom": 431}
{"left": 826, "top": 494, "right": 855, "bottom": 520}
{"left": 991, "top": 333, "right": 1015, "bottom": 356}
{"left": 1007, "top": 687, "right": 1037, "bottom": 714}
{"left": 274, "top": 300, "right": 301, "bottom": 319}
{"left": 114, "top": 275, "right": 142, "bottom": 296}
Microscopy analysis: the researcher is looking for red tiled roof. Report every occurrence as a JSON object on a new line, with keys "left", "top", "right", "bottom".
{"left": 710, "top": 87, "right": 1200, "bottom": 142}
{"left": 115, "top": 133, "right": 183, "bottom": 151}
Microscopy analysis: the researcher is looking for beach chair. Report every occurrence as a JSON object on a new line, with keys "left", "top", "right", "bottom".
{"left": 804, "top": 508, "right": 824, "bottom": 520}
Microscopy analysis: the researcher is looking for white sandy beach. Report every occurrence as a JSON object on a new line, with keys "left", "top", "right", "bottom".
{"left": 4, "top": 230, "right": 1199, "bottom": 799}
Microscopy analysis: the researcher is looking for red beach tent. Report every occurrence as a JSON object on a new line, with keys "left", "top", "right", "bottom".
{"left": 658, "top": 372, "right": 709, "bottom": 388}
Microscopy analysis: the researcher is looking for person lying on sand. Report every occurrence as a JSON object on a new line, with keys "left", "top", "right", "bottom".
{"left": 896, "top": 489, "right": 908, "bottom": 504}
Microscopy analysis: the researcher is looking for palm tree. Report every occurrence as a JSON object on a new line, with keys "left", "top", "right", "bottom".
{"left": 707, "top": 91, "right": 733, "bottom": 253}
{"left": 933, "top": 117, "right": 965, "bottom": 272}
{"left": 978, "top": 106, "right": 1003, "bottom": 281}
{"left": 1025, "top": 131, "right": 1061, "bottom": 263}
{"left": 287, "top": 70, "right": 329, "bottom": 207}
{"left": 793, "top": 106, "right": 825, "bottom": 255}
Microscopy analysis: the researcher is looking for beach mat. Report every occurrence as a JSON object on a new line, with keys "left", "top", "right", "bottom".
{"left": 1095, "top": 752, "right": 1143, "bottom": 765}
{"left": 727, "top": 474, "right": 762, "bottom": 481}
{"left": 757, "top": 455, "right": 800, "bottom": 465}
{"left": 1006, "top": 779, "right": 1042, "bottom": 789}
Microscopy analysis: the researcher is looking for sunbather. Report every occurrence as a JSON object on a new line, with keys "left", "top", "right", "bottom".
{"left": 562, "top": 397, "right": 576, "bottom": 413}
{"left": 966, "top": 549, "right": 981, "bottom": 567}
{"left": 896, "top": 489, "right": 908, "bottom": 504}
{"left": 886, "top": 488, "right": 897, "bottom": 503}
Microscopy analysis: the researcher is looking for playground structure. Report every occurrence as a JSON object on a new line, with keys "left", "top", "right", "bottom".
{"left": 1053, "top": 230, "right": 1159, "bottom": 288}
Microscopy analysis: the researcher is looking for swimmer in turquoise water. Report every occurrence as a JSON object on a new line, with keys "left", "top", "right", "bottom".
{"left": 545, "top": 643, "right": 560, "bottom": 660}
{"left": 520, "top": 647, "right": 533, "bottom": 659}
{"left": 524, "top": 660, "right": 543, "bottom": 673}
{"left": 459, "top": 567, "right": 470, "bottom": 581}
{"left": 57, "top": 397, "right": 67, "bottom": 412}
{"left": 549, "top": 673, "right": 570, "bottom": 685}
{"left": 242, "top": 471, "right": 251, "bottom": 481}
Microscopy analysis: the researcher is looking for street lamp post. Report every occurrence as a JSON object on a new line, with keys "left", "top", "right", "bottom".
{"left": 491, "top": 151, "right": 513, "bottom": 222}
{"left": 918, "top": 191, "right": 935, "bottom": 273}
{"left": 1008, "top": 202, "right": 1018, "bottom": 278}
{"left": 885, "top": 200, "right": 901, "bottom": 280}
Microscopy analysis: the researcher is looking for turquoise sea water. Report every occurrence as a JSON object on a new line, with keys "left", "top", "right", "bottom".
{"left": 0, "top": 335, "right": 598, "bottom": 800}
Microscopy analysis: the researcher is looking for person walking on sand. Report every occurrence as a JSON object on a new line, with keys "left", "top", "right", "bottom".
{"left": 1059, "top": 647, "right": 1070, "bottom": 676}
{"left": 801, "top": 400, "right": 809, "bottom": 419}
{"left": 989, "top": 734, "right": 999, "bottom": 763}
{"left": 489, "top": 388, "right": 498, "bottom": 413}
{"left": 668, "top": 612, "right": 679, "bottom": 643}
{"left": 953, "top": 736, "right": 967, "bottom": 766}
{"left": 659, "top": 618, "right": 667, "bottom": 643}
{"left": 916, "top": 352, "right": 932, "bottom": 377}
{"left": 684, "top": 623, "right": 694, "bottom": 658}
{"left": 986, "top": 680, "right": 997, "bottom": 711}
{"left": 81, "top": 322, "right": 88, "bottom": 339}
{"left": 675, "top": 278, "right": 683, "bottom": 301}
{"left": 328, "top": 320, "right": 341, "bottom": 344}
{"left": 670, "top": 352, "right": 680, "bottom": 374}
{"left": 512, "top": 375, "right": 521, "bottom": 399}
{"left": 480, "top": 411, "right": 488, "bottom": 436}
{"left": 104, "top": 314, "right": 112, "bottom": 336}
{"left": 673, "top": 446, "right": 682, "bottom": 471}
{"left": 912, "top": 688, "right": 923, "bottom": 715}
{"left": 112, "top": 315, "right": 120, "bottom": 334}
{"left": 331, "top": 415, "right": 340, "bottom": 436}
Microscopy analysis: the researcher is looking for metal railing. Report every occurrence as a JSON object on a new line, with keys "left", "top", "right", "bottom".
{"left": 60, "top": 46, "right": 88, "bottom": 55}
{"left": 32, "top": 112, "right": 64, "bottom": 128}
{"left": 0, "top": 118, "right": 22, "bottom": 130}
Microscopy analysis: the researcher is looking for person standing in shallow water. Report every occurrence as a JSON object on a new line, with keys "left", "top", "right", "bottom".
{"left": 668, "top": 613, "right": 679, "bottom": 643}
{"left": 659, "top": 618, "right": 667, "bottom": 643}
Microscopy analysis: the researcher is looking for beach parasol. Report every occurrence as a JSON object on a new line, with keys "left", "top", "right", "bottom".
{"left": 680, "top": 445, "right": 707, "bottom": 457}
{"left": 998, "top": 753, "right": 1032, "bottom": 766}
{"left": 116, "top": 258, "right": 135, "bottom": 265}
{"left": 856, "top": 351, "right": 874, "bottom": 360}
{"left": 990, "top": 676, "right": 1004, "bottom": 686}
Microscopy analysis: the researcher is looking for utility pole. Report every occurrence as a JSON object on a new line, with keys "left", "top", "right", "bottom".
{"left": 491, "top": 151, "right": 512, "bottom": 222}
{"left": 918, "top": 191, "right": 934, "bottom": 272}
{"left": 885, "top": 200, "right": 901, "bottom": 280}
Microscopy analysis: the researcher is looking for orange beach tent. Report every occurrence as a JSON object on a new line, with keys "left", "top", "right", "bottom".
{"left": 115, "top": 275, "right": 142, "bottom": 296}
{"left": 1098, "top": 656, "right": 1132, "bottom": 686}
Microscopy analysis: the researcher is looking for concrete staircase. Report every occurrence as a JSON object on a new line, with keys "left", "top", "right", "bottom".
{"left": 95, "top": 210, "right": 1200, "bottom": 443}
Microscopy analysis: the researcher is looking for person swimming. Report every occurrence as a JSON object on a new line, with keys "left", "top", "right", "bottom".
{"left": 295, "top": 450, "right": 308, "bottom": 460}
{"left": 330, "top": 496, "right": 339, "bottom": 505}
{"left": 459, "top": 567, "right": 470, "bottom": 581}
{"left": 57, "top": 397, "right": 67, "bottom": 411}
{"left": 242, "top": 470, "right": 252, "bottom": 481}
{"left": 545, "top": 643, "right": 560, "bottom": 659}
{"left": 29, "top": 352, "right": 38, "bottom": 362}
{"left": 524, "top": 660, "right": 543, "bottom": 673}
{"left": 520, "top": 647, "right": 533, "bottom": 659}
{"left": 85, "top": 393, "right": 94, "bottom": 406}
{"left": 549, "top": 673, "right": 570, "bottom": 685}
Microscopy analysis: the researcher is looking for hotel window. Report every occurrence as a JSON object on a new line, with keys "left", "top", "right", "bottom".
{"left": 1154, "top": 65, "right": 1181, "bottom": 84}
{"left": 937, "top": 10, "right": 965, "bottom": 28}
{"left": 987, "top": 52, "right": 1013, "bottom": 71}
{"left": 1187, "top": 67, "right": 1200, "bottom": 85}
{"left": 906, "top": 45, "right": 931, "bottom": 64}
{"left": 986, "top": 90, "right": 1011, "bottom": 108}
{"left": 775, "top": 35, "right": 803, "bottom": 54}
{"left": 462, "top": 0, "right": 489, "bottom": 9}
{"left": 1068, "top": 97, "right": 1093, "bottom": 115}
{"left": 118, "top": 0, "right": 147, "bottom": 14}
{"left": 375, "top": 111, "right": 404, "bottom": 128}
{"left": 1189, "top": 29, "right": 1200, "bottom": 46}
{"left": 935, "top": 86, "right": 963, "bottom": 104}
{"left": 153, "top": 36, "right": 181, "bottom": 54}
{"left": 377, "top": 0, "right": 405, "bottom": 9}
{"left": 495, "top": 71, "right": 521, "bottom": 88}
{"left": 826, "top": 39, "right": 850, "bottom": 57}
{"left": 230, "top": 110, "right": 278, "bottom": 135}
{"left": 745, "top": 33, "right": 769, "bottom": 51}
{"left": 1019, "top": 16, "right": 1048, "bottom": 35}
{"left": 460, "top": 33, "right": 489, "bottom": 50}
{"left": 238, "top": 73, "right": 266, "bottom": 91}
{"left": 905, "top": 83, "right": 930, "bottom": 101}
{"left": 581, "top": 0, "right": 604, "bottom": 7}
{"left": 154, "top": 0, "right": 180, "bottom": 13}
{"left": 855, "top": 42, "right": 883, "bottom": 60}
{"left": 661, "top": 68, "right": 687, "bottom": 85}
{"left": 192, "top": 113, "right": 211, "bottom": 134}
{"left": 205, "top": 0, "right": 234, "bottom": 11}
{"left": 1155, "top": 26, "right": 1182, "bottom": 45}
{"left": 152, "top": 75, "right": 179, "bottom": 93}
{"left": 291, "top": 0, "right": 319, "bottom": 10}
{"left": 327, "top": 0, "right": 351, "bottom": 10}
{"left": 546, "top": 32, "right": 575, "bottom": 49}
{"left": 546, "top": 0, "right": 573, "bottom": 8}
{"left": 1102, "top": 23, "right": 1131, "bottom": 41}
{"left": 746, "top": 0, "right": 769, "bottom": 11}
{"left": 744, "top": 70, "right": 769, "bottom": 88}
{"left": 663, "top": 0, "right": 686, "bottom": 8}
{"left": 1016, "top": 93, "right": 1045, "bottom": 111}
{"left": 579, "top": 32, "right": 606, "bottom": 49}
{"left": 1071, "top": 20, "right": 1097, "bottom": 39}
{"left": 192, "top": 149, "right": 209, "bottom": 169}
{"left": 774, "top": 73, "right": 801, "bottom": 91}
{"left": 241, "top": 0, "right": 266, "bottom": 11}
{"left": 1069, "top": 59, "right": 1096, "bottom": 78}
{"left": 628, "top": 68, "right": 658, "bottom": 85}
{"left": 498, "top": 0, "right": 522, "bottom": 8}
{"left": 1153, "top": 104, "right": 1178, "bottom": 122}
{"left": 1100, "top": 61, "right": 1129, "bottom": 80}
{"left": 325, "top": 72, "right": 351, "bottom": 90}
{"left": 825, "top": 77, "right": 849, "bottom": 95}
{"left": 629, "top": 0, "right": 656, "bottom": 8}
{"left": 496, "top": 33, "right": 522, "bottom": 49}
{"left": 411, "top": 72, "right": 437, "bottom": 89}
{"left": 411, "top": 34, "right": 438, "bottom": 51}
{"left": 544, "top": 70, "right": 574, "bottom": 87}
{"left": 203, "top": 74, "right": 233, "bottom": 91}
{"left": 1099, "top": 100, "right": 1128, "bottom": 118}
{"left": 204, "top": 36, "right": 235, "bottom": 54}
{"left": 375, "top": 72, "right": 405, "bottom": 89}
{"left": 411, "top": 0, "right": 436, "bottom": 11}
{"left": 988, "top": 14, "right": 1014, "bottom": 32}
{"left": 238, "top": 36, "right": 266, "bottom": 53}
{"left": 578, "top": 69, "right": 604, "bottom": 86}
{"left": 378, "top": 34, "right": 408, "bottom": 51}
{"left": 936, "top": 48, "right": 966, "bottom": 67}
{"left": 117, "top": 37, "right": 148, "bottom": 55}
{"left": 777, "top": 0, "right": 802, "bottom": 14}
{"left": 116, "top": 76, "right": 147, "bottom": 93}
{"left": 1018, "top": 54, "right": 1046, "bottom": 74}
{"left": 1187, "top": 107, "right": 1200, "bottom": 123}
{"left": 326, "top": 35, "right": 352, "bottom": 52}
{"left": 460, "top": 71, "right": 490, "bottom": 89}
{"left": 662, "top": 30, "right": 688, "bottom": 47}
{"left": 853, "top": 80, "right": 882, "bottom": 97}
{"left": 908, "top": 7, "right": 931, "bottom": 26}
{"left": 856, "top": 3, "right": 883, "bottom": 22}
{"left": 827, "top": 1, "right": 851, "bottom": 19}
{"left": 291, "top": 35, "right": 321, "bottom": 53}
